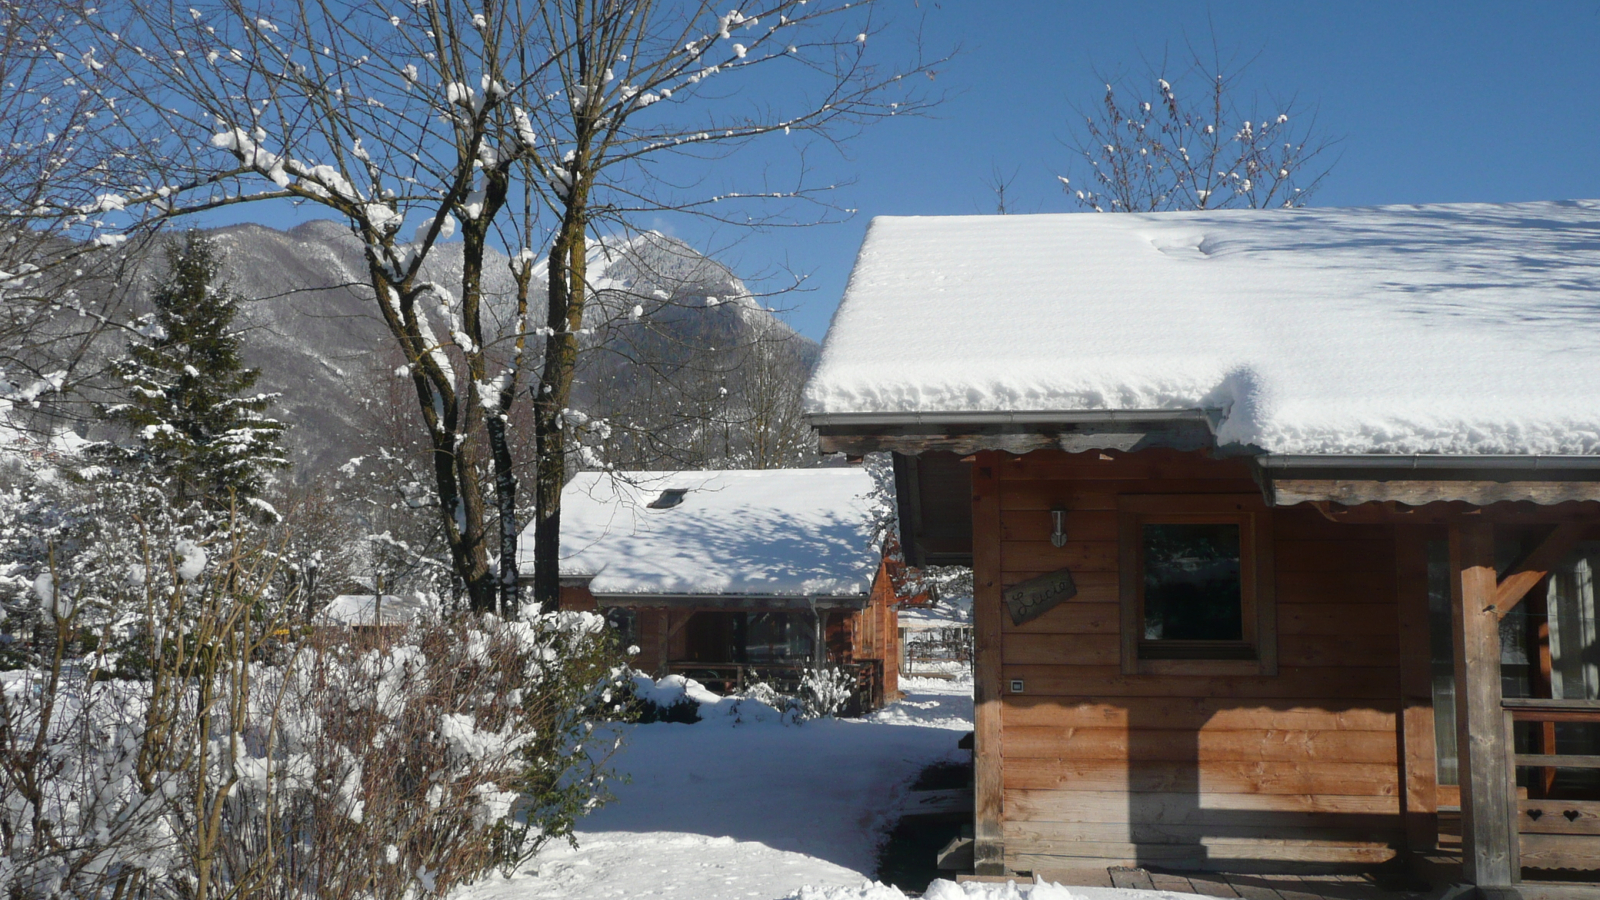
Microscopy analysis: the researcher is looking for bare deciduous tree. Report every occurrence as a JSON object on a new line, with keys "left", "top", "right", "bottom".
{"left": 1059, "top": 45, "right": 1336, "bottom": 212}
{"left": 516, "top": 1, "right": 938, "bottom": 607}
{"left": 83, "top": 0, "right": 937, "bottom": 614}
{"left": 88, "top": 0, "right": 585, "bottom": 612}
{"left": 0, "top": 0, "right": 163, "bottom": 441}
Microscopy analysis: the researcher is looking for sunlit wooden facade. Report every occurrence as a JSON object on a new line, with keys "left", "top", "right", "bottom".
{"left": 813, "top": 418, "right": 1600, "bottom": 896}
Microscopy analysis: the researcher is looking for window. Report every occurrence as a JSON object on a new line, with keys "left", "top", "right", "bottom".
{"left": 648, "top": 488, "right": 688, "bottom": 509}
{"left": 1118, "top": 495, "right": 1276, "bottom": 675}
{"left": 682, "top": 610, "right": 817, "bottom": 665}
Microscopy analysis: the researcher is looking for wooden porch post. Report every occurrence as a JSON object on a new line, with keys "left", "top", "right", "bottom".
{"left": 1449, "top": 520, "right": 1515, "bottom": 888}
{"left": 971, "top": 453, "right": 1005, "bottom": 875}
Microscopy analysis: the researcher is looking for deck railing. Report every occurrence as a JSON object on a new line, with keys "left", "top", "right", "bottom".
{"left": 1502, "top": 698, "right": 1600, "bottom": 875}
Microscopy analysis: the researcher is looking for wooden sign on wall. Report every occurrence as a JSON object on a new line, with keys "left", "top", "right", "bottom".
{"left": 1003, "top": 568, "right": 1078, "bottom": 626}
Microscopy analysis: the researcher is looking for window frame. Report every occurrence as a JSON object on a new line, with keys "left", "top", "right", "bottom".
{"left": 1118, "top": 494, "right": 1277, "bottom": 676}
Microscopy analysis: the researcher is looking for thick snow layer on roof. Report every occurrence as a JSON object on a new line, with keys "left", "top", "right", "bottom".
{"left": 518, "top": 468, "right": 883, "bottom": 597}
{"left": 804, "top": 200, "right": 1600, "bottom": 455}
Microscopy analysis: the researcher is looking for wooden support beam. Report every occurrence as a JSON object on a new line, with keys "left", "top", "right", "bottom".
{"left": 1395, "top": 528, "right": 1438, "bottom": 855}
{"left": 1276, "top": 500, "right": 1600, "bottom": 526}
{"left": 1492, "top": 522, "right": 1587, "bottom": 616}
{"left": 971, "top": 452, "right": 1006, "bottom": 875}
{"left": 1450, "top": 520, "right": 1515, "bottom": 888}
{"left": 1273, "top": 478, "right": 1600, "bottom": 507}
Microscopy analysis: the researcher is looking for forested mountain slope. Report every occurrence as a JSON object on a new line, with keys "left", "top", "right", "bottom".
{"left": 181, "top": 220, "right": 818, "bottom": 475}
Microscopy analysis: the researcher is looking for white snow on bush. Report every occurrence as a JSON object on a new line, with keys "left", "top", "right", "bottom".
{"left": 804, "top": 200, "right": 1600, "bottom": 456}
{"left": 174, "top": 539, "right": 207, "bottom": 581}
{"left": 518, "top": 469, "right": 881, "bottom": 596}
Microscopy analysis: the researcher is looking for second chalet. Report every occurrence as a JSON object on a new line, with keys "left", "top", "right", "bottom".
{"left": 520, "top": 467, "right": 904, "bottom": 710}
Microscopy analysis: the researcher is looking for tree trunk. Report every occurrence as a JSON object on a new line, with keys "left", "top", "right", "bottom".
{"left": 487, "top": 413, "right": 520, "bottom": 616}
{"left": 367, "top": 261, "right": 496, "bottom": 613}
{"left": 533, "top": 203, "right": 588, "bottom": 610}
{"left": 457, "top": 207, "right": 504, "bottom": 614}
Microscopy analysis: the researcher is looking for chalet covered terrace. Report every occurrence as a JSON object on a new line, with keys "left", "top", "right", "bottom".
{"left": 858, "top": 439, "right": 1600, "bottom": 899}
{"left": 799, "top": 201, "right": 1600, "bottom": 897}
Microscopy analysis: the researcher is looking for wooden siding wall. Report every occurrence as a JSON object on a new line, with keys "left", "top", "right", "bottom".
{"left": 988, "top": 449, "right": 1404, "bottom": 873}
{"left": 859, "top": 559, "right": 902, "bottom": 699}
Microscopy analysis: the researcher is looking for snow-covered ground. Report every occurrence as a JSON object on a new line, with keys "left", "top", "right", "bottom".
{"left": 456, "top": 675, "right": 970, "bottom": 900}
{"left": 455, "top": 674, "right": 1191, "bottom": 900}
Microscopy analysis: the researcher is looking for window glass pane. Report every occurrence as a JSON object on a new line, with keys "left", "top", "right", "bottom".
{"left": 1143, "top": 523, "right": 1243, "bottom": 641}
{"left": 745, "top": 612, "right": 815, "bottom": 665}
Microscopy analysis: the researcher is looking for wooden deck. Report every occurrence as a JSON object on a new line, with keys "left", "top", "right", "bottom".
{"left": 962, "top": 868, "right": 1425, "bottom": 899}
{"left": 959, "top": 866, "right": 1600, "bottom": 900}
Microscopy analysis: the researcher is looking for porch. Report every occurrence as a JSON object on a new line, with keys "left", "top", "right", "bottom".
{"left": 959, "top": 867, "right": 1596, "bottom": 899}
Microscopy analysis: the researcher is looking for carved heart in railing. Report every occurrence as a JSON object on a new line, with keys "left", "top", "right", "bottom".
{"left": 1527, "top": 809, "right": 1544, "bottom": 821}
{"left": 1565, "top": 809, "right": 1582, "bottom": 822}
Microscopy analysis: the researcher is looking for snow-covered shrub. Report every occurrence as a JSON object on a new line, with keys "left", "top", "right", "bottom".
{"left": 0, "top": 463, "right": 628, "bottom": 900}
{"left": 739, "top": 679, "right": 785, "bottom": 711}
{"left": 211, "top": 610, "right": 627, "bottom": 900}
{"left": 626, "top": 672, "right": 702, "bottom": 724}
{"left": 625, "top": 673, "right": 801, "bottom": 726}
{"left": 0, "top": 485, "right": 282, "bottom": 900}
{"left": 798, "top": 667, "right": 858, "bottom": 720}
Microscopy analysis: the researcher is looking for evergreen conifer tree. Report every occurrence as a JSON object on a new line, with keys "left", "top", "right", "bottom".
{"left": 105, "top": 231, "right": 286, "bottom": 507}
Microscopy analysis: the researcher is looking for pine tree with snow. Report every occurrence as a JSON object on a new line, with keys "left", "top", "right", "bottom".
{"left": 104, "top": 231, "right": 286, "bottom": 508}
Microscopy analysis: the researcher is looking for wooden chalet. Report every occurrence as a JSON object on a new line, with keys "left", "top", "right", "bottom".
{"left": 803, "top": 201, "right": 1600, "bottom": 897}
{"left": 520, "top": 467, "right": 902, "bottom": 709}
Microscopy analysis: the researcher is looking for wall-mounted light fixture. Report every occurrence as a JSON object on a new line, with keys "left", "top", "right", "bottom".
{"left": 1050, "top": 506, "right": 1068, "bottom": 548}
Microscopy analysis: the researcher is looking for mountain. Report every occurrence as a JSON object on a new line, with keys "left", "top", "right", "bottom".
{"left": 191, "top": 220, "right": 818, "bottom": 475}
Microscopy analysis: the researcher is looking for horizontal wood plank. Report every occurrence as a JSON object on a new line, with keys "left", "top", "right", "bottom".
{"left": 1519, "top": 799, "right": 1600, "bottom": 836}
{"left": 1273, "top": 478, "right": 1600, "bottom": 507}
{"left": 1270, "top": 512, "right": 1395, "bottom": 542}
{"left": 1006, "top": 841, "right": 1399, "bottom": 866}
{"left": 1277, "top": 604, "right": 1398, "bottom": 637}
{"left": 1277, "top": 633, "right": 1398, "bottom": 668}
{"left": 1004, "top": 788, "right": 1401, "bottom": 819}
{"left": 998, "top": 664, "right": 1401, "bottom": 700}
{"left": 1516, "top": 754, "right": 1600, "bottom": 769}
{"left": 1002, "top": 725, "right": 1399, "bottom": 764}
{"left": 1274, "top": 540, "right": 1396, "bottom": 574}
{"left": 1001, "top": 600, "right": 1121, "bottom": 635}
{"left": 1001, "top": 697, "right": 1396, "bottom": 732}
{"left": 1003, "top": 633, "right": 1122, "bottom": 666}
{"left": 1002, "top": 509, "right": 1119, "bottom": 543}
{"left": 998, "top": 451, "right": 1255, "bottom": 482}
{"left": 1275, "top": 570, "right": 1398, "bottom": 603}
{"left": 1004, "top": 818, "right": 1403, "bottom": 847}
{"left": 1001, "top": 481, "right": 1265, "bottom": 512}
{"left": 1003, "top": 758, "right": 1399, "bottom": 797}
{"left": 1001, "top": 540, "right": 1118, "bottom": 573}
{"left": 1518, "top": 832, "right": 1600, "bottom": 870}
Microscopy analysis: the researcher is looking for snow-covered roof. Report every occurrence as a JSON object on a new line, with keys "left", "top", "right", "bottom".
{"left": 519, "top": 468, "right": 882, "bottom": 597}
{"left": 804, "top": 200, "right": 1600, "bottom": 456}
{"left": 319, "top": 594, "right": 425, "bottom": 626}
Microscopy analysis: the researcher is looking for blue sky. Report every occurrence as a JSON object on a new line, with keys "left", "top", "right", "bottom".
{"left": 221, "top": 2, "right": 1600, "bottom": 341}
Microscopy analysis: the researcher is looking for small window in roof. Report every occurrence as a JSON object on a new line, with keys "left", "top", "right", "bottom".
{"left": 648, "top": 488, "right": 688, "bottom": 510}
